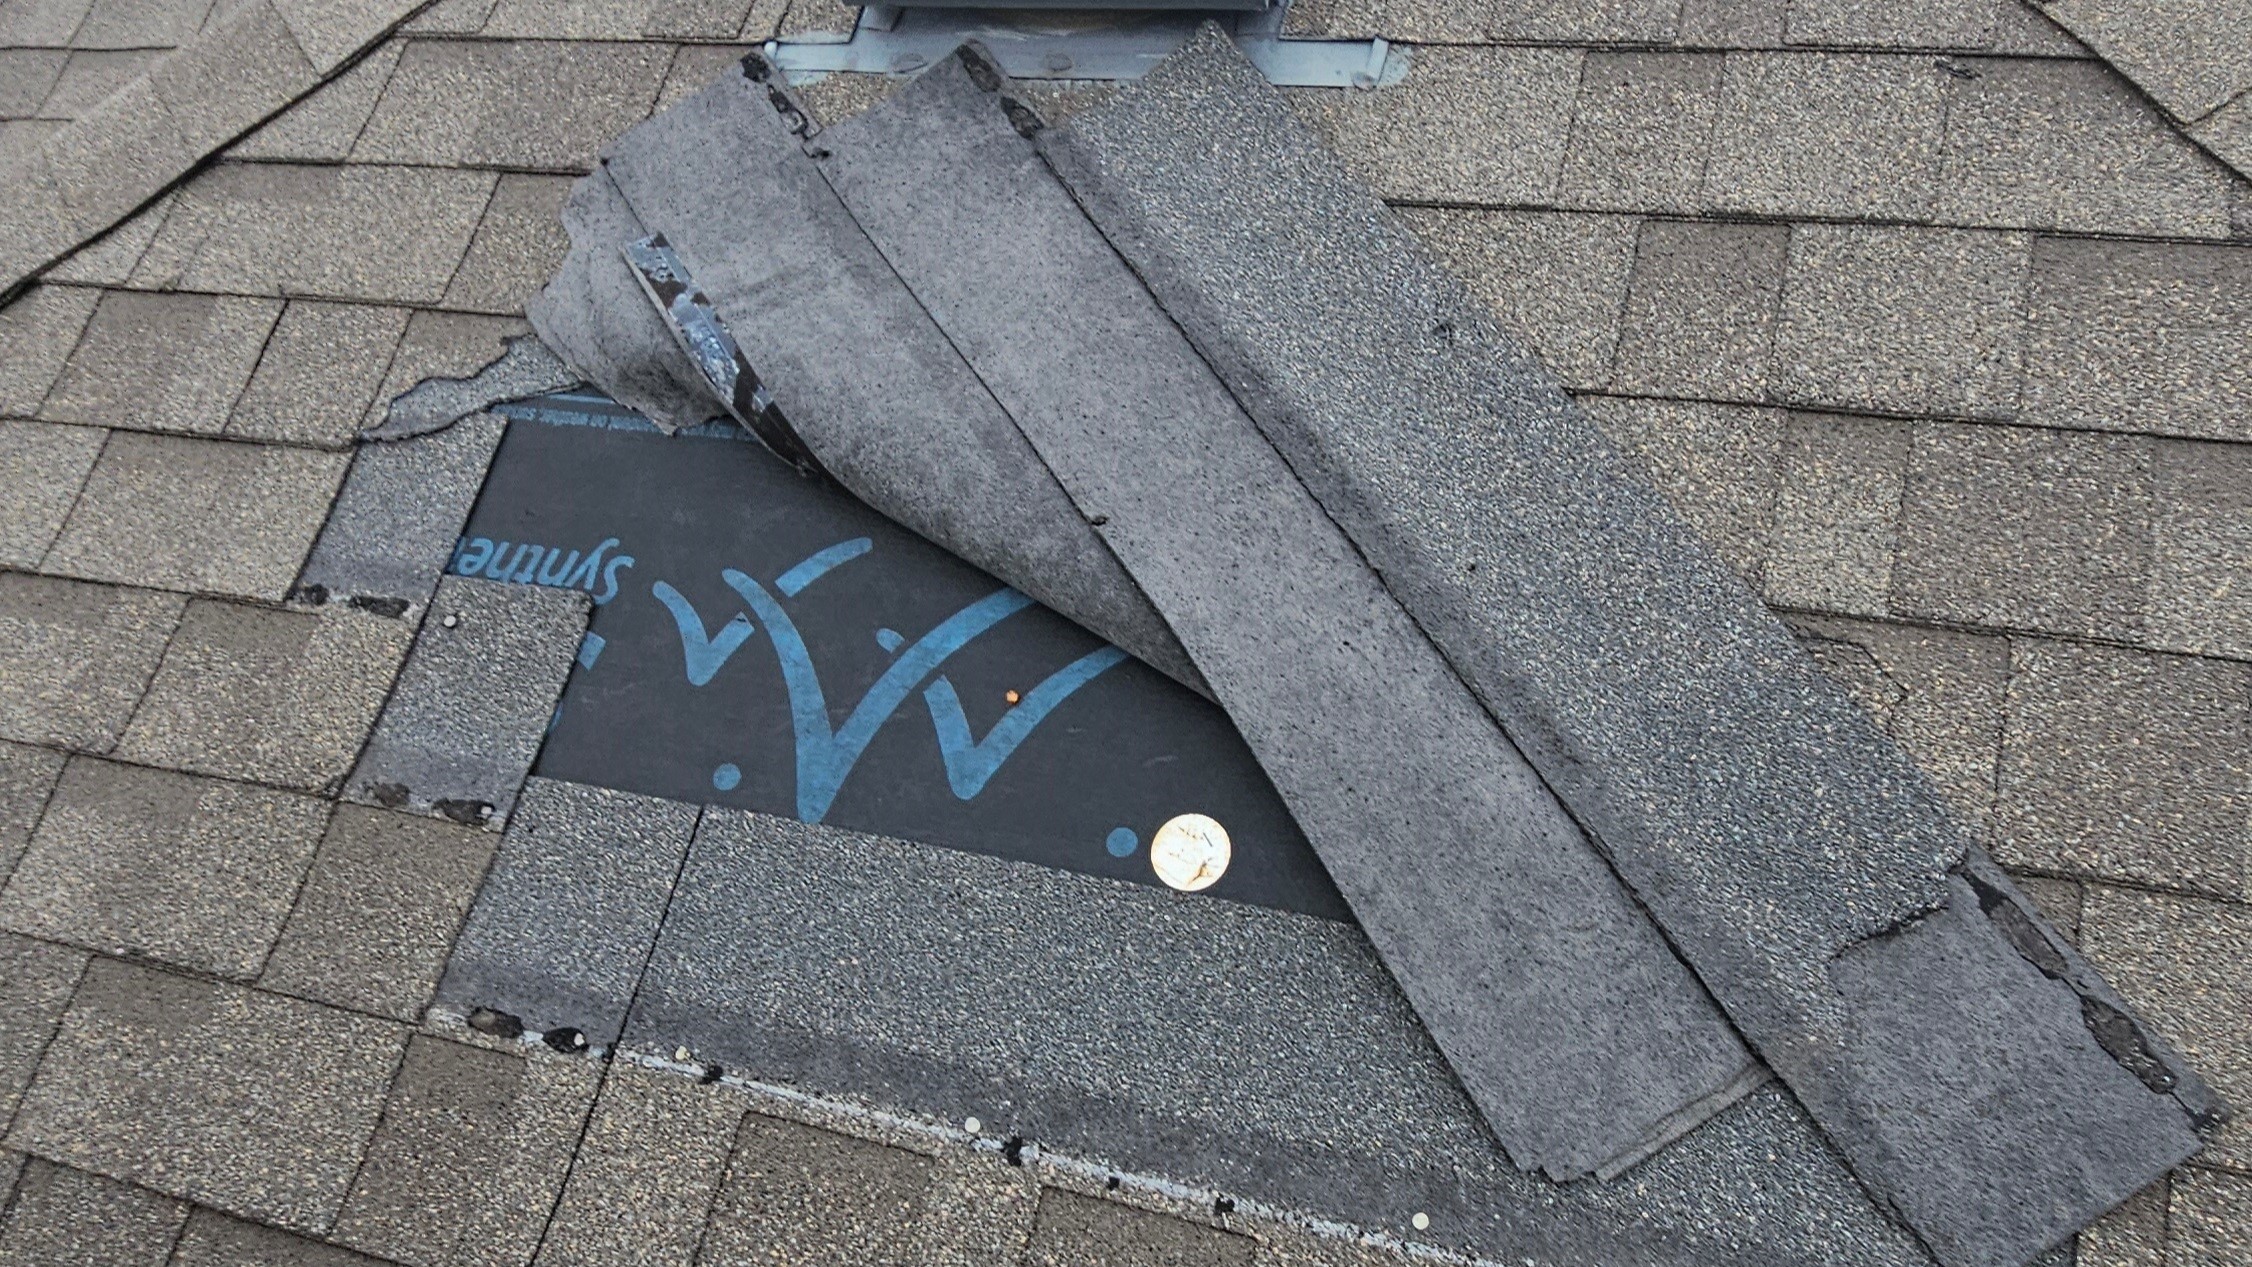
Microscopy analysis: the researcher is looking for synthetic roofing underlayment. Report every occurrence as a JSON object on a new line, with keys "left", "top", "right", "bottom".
{"left": 362, "top": 26, "right": 2238, "bottom": 1267}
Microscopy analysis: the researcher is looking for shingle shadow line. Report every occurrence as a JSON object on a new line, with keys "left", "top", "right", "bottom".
{"left": 1377, "top": 197, "right": 2251, "bottom": 249}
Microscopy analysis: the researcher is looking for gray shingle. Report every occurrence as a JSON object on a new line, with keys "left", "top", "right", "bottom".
{"left": 269, "top": 0, "right": 415, "bottom": 74}
{"left": 260, "top": 803, "right": 495, "bottom": 1021}
{"left": 774, "top": 0, "right": 856, "bottom": 39}
{"left": 227, "top": 300, "right": 411, "bottom": 448}
{"left": 1289, "top": 47, "right": 1582, "bottom": 204}
{"left": 0, "top": 151, "right": 77, "bottom": 297}
{"left": 333, "top": 1035, "right": 600, "bottom": 1267}
{"left": 0, "top": 419, "right": 103, "bottom": 568}
{"left": 353, "top": 38, "right": 669, "bottom": 171}
{"left": 0, "top": 742, "right": 64, "bottom": 886}
{"left": 170, "top": 1208, "right": 394, "bottom": 1267}
{"left": 1893, "top": 423, "right": 2154, "bottom": 642}
{"left": 43, "top": 191, "right": 171, "bottom": 287}
{"left": 0, "top": 285, "right": 99, "bottom": 417}
{"left": 903, "top": 1152, "right": 1038, "bottom": 1267}
{"left": 40, "top": 290, "right": 284, "bottom": 436}
{"left": 0, "top": 0, "right": 98, "bottom": 45}
{"left": 115, "top": 599, "right": 412, "bottom": 792}
{"left": 1702, "top": 51, "right": 1948, "bottom": 219}
{"left": 297, "top": 411, "right": 507, "bottom": 605}
{"left": 534, "top": 1062, "right": 746, "bottom": 1267}
{"left": 1558, "top": 52, "right": 1721, "bottom": 214}
{"left": 1582, "top": 395, "right": 1779, "bottom": 584}
{"left": 230, "top": 40, "right": 404, "bottom": 163}
{"left": 345, "top": 577, "right": 588, "bottom": 828}
{"left": 0, "top": 1160, "right": 187, "bottom": 1267}
{"left": 1996, "top": 639, "right": 2246, "bottom": 898}
{"left": 1021, "top": 1190, "right": 1253, "bottom": 1267}
{"left": 0, "top": 50, "right": 66, "bottom": 117}
{"left": 1782, "top": 0, "right": 1997, "bottom": 50}
{"left": 132, "top": 161, "right": 495, "bottom": 304}
{"left": 2021, "top": 237, "right": 2252, "bottom": 444}
{"left": 402, "top": 0, "right": 499, "bottom": 33}
{"left": 655, "top": 42, "right": 754, "bottom": 113}
{"left": 1400, "top": 209, "right": 1636, "bottom": 389}
{"left": 1788, "top": 614, "right": 2008, "bottom": 837}
{"left": 360, "top": 310, "right": 529, "bottom": 431}
{"left": 2011, "top": 875, "right": 2083, "bottom": 943}
{"left": 1765, "top": 411, "right": 1909, "bottom": 617}
{"left": 0, "top": 933, "right": 84, "bottom": 1133}
{"left": 437, "top": 778, "right": 698, "bottom": 1043}
{"left": 480, "top": 0, "right": 654, "bottom": 37}
{"left": 1934, "top": 58, "right": 2236, "bottom": 239}
{"left": 2148, "top": 438, "right": 2252, "bottom": 660}
{"left": 1676, "top": 0, "right": 1786, "bottom": 45}
{"left": 40, "top": 76, "right": 189, "bottom": 239}
{"left": 698, "top": 1114, "right": 935, "bottom": 1267}
{"left": 72, "top": 0, "right": 211, "bottom": 48}
{"left": 2189, "top": 91, "right": 2252, "bottom": 176}
{"left": 8, "top": 958, "right": 407, "bottom": 1229}
{"left": 2170, "top": 1168, "right": 2252, "bottom": 1267}
{"left": 443, "top": 173, "right": 574, "bottom": 315}
{"left": 43, "top": 431, "right": 347, "bottom": 600}
{"left": 34, "top": 49, "right": 159, "bottom": 119}
{"left": 0, "top": 574, "right": 182, "bottom": 752}
{"left": 0, "top": 756, "right": 330, "bottom": 976}
{"left": 146, "top": 0, "right": 317, "bottom": 154}
{"left": 1770, "top": 225, "right": 2029, "bottom": 421}
{"left": 1485, "top": 0, "right": 1684, "bottom": 40}
{"left": 2078, "top": 885, "right": 2252, "bottom": 1168}
{"left": 2040, "top": 0, "right": 2252, "bottom": 121}
{"left": 644, "top": 0, "right": 757, "bottom": 37}
{"left": 1608, "top": 219, "right": 1786, "bottom": 402}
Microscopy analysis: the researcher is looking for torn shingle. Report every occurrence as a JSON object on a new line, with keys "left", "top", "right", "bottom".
{"left": 362, "top": 333, "right": 576, "bottom": 441}
{"left": 1039, "top": 29, "right": 2210, "bottom": 1264}
{"left": 345, "top": 575, "right": 589, "bottom": 827}
{"left": 437, "top": 777, "right": 698, "bottom": 1045}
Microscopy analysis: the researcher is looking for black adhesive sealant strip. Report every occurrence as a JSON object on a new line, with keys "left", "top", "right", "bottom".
{"left": 801, "top": 48, "right": 1760, "bottom": 1181}
{"left": 1035, "top": 28, "right": 2212, "bottom": 1267}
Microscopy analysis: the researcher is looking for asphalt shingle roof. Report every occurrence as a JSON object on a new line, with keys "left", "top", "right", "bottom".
{"left": 0, "top": 0, "right": 2246, "bottom": 1264}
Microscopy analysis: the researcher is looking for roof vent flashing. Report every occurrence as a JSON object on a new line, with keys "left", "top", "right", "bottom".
{"left": 767, "top": 4, "right": 1403, "bottom": 87}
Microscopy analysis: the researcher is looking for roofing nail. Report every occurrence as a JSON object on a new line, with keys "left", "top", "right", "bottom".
{"left": 1411, "top": 1212, "right": 1430, "bottom": 1232}
{"left": 963, "top": 1116, "right": 982, "bottom": 1135}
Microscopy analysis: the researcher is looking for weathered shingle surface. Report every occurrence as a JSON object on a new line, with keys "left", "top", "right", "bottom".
{"left": 0, "top": 1, "right": 2244, "bottom": 1264}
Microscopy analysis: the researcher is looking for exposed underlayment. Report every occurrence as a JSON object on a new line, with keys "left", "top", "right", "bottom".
{"left": 513, "top": 33, "right": 2222, "bottom": 1267}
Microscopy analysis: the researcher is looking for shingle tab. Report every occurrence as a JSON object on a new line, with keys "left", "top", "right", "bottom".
{"left": 0, "top": 50, "right": 67, "bottom": 117}
{"left": 43, "top": 431, "right": 347, "bottom": 600}
{"left": 438, "top": 778, "right": 697, "bottom": 1044}
{"left": 269, "top": 0, "right": 419, "bottom": 74}
{"left": 1997, "top": 639, "right": 2246, "bottom": 898}
{"left": 0, "top": 284, "right": 100, "bottom": 417}
{"left": 146, "top": 0, "right": 317, "bottom": 154}
{"left": 297, "top": 411, "right": 507, "bottom": 605}
{"left": 227, "top": 300, "right": 411, "bottom": 449}
{"left": 0, "top": 933, "right": 84, "bottom": 1134}
{"left": 1782, "top": 0, "right": 1997, "bottom": 50}
{"left": 0, "top": 1159, "right": 187, "bottom": 1267}
{"left": 1933, "top": 59, "right": 2236, "bottom": 239}
{"left": 34, "top": 49, "right": 159, "bottom": 119}
{"left": 0, "top": 574, "right": 182, "bottom": 752}
{"left": 0, "top": 0, "right": 99, "bottom": 45}
{"left": 0, "top": 419, "right": 104, "bottom": 568}
{"left": 0, "top": 756, "right": 330, "bottom": 976}
{"left": 41, "top": 76, "right": 190, "bottom": 238}
{"left": 9, "top": 958, "right": 407, "bottom": 1230}
{"left": 72, "top": 0, "right": 212, "bottom": 48}
{"left": 229, "top": 40, "right": 404, "bottom": 163}
{"left": 41, "top": 290, "right": 284, "bottom": 437}
{"left": 1582, "top": 395, "right": 1779, "bottom": 585}
{"left": 1609, "top": 218, "right": 1786, "bottom": 402}
{"left": 170, "top": 1208, "right": 393, "bottom": 1267}
{"left": 1892, "top": 423, "right": 2154, "bottom": 642}
{"left": 260, "top": 803, "right": 496, "bottom": 1021}
{"left": 1765, "top": 411, "right": 1909, "bottom": 617}
{"left": 1557, "top": 52, "right": 1722, "bottom": 214}
{"left": 698, "top": 1115, "right": 934, "bottom": 1267}
{"left": 533, "top": 1062, "right": 745, "bottom": 1267}
{"left": 1289, "top": 46, "right": 1581, "bottom": 204}
{"left": 333, "top": 1035, "right": 600, "bottom": 1267}
{"left": 2021, "top": 237, "right": 2252, "bottom": 444}
{"left": 2040, "top": 0, "right": 2252, "bottom": 121}
{"left": 133, "top": 161, "right": 495, "bottom": 304}
{"left": 345, "top": 576, "right": 588, "bottom": 827}
{"left": 353, "top": 38, "right": 669, "bottom": 171}
{"left": 42, "top": 192, "right": 171, "bottom": 287}
{"left": 1703, "top": 51, "right": 1947, "bottom": 219}
{"left": 1770, "top": 225, "right": 2029, "bottom": 421}
{"left": 1401, "top": 209, "right": 1636, "bottom": 390}
{"left": 1022, "top": 1190, "right": 1252, "bottom": 1267}
{"left": 2148, "top": 438, "right": 2252, "bottom": 660}
{"left": 2168, "top": 1168, "right": 2252, "bottom": 1267}
{"left": 0, "top": 742, "right": 64, "bottom": 886}
{"left": 2080, "top": 886, "right": 2252, "bottom": 1168}
{"left": 115, "top": 599, "right": 412, "bottom": 792}
{"left": 444, "top": 173, "right": 574, "bottom": 315}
